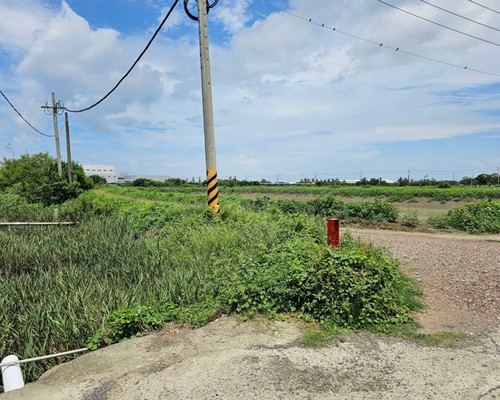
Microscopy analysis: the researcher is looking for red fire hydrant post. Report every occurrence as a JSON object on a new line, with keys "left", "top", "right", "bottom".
{"left": 327, "top": 218, "right": 340, "bottom": 248}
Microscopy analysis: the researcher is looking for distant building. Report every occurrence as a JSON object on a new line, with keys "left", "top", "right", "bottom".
{"left": 83, "top": 164, "right": 119, "bottom": 184}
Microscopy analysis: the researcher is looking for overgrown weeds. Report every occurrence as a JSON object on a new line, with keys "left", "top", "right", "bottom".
{"left": 0, "top": 187, "right": 423, "bottom": 384}
{"left": 429, "top": 200, "right": 500, "bottom": 233}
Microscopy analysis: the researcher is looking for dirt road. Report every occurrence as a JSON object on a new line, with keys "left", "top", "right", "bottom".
{"left": 2, "top": 229, "right": 499, "bottom": 400}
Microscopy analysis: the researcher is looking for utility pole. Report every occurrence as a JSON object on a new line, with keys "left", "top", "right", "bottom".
{"left": 196, "top": 0, "right": 219, "bottom": 213}
{"left": 41, "top": 92, "right": 64, "bottom": 177}
{"left": 497, "top": 166, "right": 499, "bottom": 185}
{"left": 65, "top": 112, "right": 73, "bottom": 184}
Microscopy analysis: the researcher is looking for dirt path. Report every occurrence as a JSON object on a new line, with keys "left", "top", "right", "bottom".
{"left": 2, "top": 230, "right": 499, "bottom": 400}
{"left": 349, "top": 229, "right": 500, "bottom": 335}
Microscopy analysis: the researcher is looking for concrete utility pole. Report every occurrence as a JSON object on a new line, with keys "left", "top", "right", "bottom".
{"left": 65, "top": 112, "right": 73, "bottom": 184}
{"left": 41, "top": 92, "right": 64, "bottom": 177}
{"left": 196, "top": 0, "right": 219, "bottom": 213}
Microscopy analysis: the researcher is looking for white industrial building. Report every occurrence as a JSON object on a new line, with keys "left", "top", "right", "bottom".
{"left": 83, "top": 164, "right": 119, "bottom": 184}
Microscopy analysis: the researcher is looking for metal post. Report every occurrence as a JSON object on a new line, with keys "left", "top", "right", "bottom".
{"left": 65, "top": 112, "right": 73, "bottom": 184}
{"left": 52, "top": 92, "right": 63, "bottom": 177}
{"left": 197, "top": 0, "right": 219, "bottom": 213}
{"left": 327, "top": 218, "right": 340, "bottom": 248}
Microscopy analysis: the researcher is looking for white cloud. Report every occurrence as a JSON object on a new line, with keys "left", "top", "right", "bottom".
{"left": 1, "top": 0, "right": 499, "bottom": 177}
{"left": 213, "top": 0, "right": 251, "bottom": 34}
{"left": 0, "top": 0, "right": 53, "bottom": 52}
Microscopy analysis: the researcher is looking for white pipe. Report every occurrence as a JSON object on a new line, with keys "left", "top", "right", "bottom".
{"left": 0, "top": 222, "right": 76, "bottom": 226}
{"left": 0, "top": 348, "right": 88, "bottom": 368}
{"left": 1, "top": 355, "right": 25, "bottom": 392}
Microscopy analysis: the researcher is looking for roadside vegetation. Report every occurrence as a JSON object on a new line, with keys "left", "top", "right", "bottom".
{"left": 429, "top": 200, "right": 500, "bottom": 234}
{"left": 0, "top": 173, "right": 498, "bottom": 385}
{"left": 1, "top": 187, "right": 423, "bottom": 384}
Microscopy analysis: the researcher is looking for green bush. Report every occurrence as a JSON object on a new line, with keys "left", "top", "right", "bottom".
{"left": 399, "top": 211, "right": 420, "bottom": 228}
{"left": 88, "top": 175, "right": 107, "bottom": 185}
{"left": 248, "top": 195, "right": 399, "bottom": 224}
{"left": 0, "top": 153, "right": 93, "bottom": 205}
{"left": 218, "top": 236, "right": 420, "bottom": 327}
{"left": 39, "top": 181, "right": 82, "bottom": 206}
{"left": 430, "top": 200, "right": 500, "bottom": 233}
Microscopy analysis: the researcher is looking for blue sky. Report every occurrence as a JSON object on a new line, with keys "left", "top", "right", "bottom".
{"left": 0, "top": 0, "right": 499, "bottom": 182}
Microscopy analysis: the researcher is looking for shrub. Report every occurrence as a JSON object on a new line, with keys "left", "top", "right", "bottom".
{"left": 248, "top": 195, "right": 399, "bottom": 224}
{"left": 218, "top": 236, "right": 420, "bottom": 327}
{"left": 399, "top": 211, "right": 420, "bottom": 228}
{"left": 0, "top": 153, "right": 93, "bottom": 204}
{"left": 89, "top": 175, "right": 107, "bottom": 185}
{"left": 430, "top": 200, "right": 500, "bottom": 233}
{"left": 39, "top": 181, "right": 82, "bottom": 206}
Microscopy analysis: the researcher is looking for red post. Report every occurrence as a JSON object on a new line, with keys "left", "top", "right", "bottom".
{"left": 327, "top": 218, "right": 340, "bottom": 248}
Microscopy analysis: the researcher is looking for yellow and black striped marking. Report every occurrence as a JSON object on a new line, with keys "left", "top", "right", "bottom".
{"left": 207, "top": 168, "right": 220, "bottom": 213}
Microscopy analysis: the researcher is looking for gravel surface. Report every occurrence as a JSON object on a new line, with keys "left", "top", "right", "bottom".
{"left": 349, "top": 229, "right": 500, "bottom": 335}
{"left": 2, "top": 229, "right": 499, "bottom": 400}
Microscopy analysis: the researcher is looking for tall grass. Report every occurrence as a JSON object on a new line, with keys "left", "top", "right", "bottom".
{"left": 0, "top": 187, "right": 421, "bottom": 384}
{"left": 0, "top": 194, "right": 288, "bottom": 382}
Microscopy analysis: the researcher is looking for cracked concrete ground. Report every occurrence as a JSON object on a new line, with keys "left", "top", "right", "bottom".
{"left": 1, "top": 317, "right": 499, "bottom": 400}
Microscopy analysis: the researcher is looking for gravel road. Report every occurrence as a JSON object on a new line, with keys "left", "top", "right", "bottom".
{"left": 349, "top": 229, "right": 500, "bottom": 335}
{"left": 2, "top": 229, "right": 499, "bottom": 400}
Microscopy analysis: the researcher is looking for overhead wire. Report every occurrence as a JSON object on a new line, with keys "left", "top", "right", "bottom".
{"left": 66, "top": 0, "right": 180, "bottom": 113}
{"left": 183, "top": 0, "right": 219, "bottom": 21}
{"left": 418, "top": 0, "right": 500, "bottom": 32}
{"left": 259, "top": 3, "right": 500, "bottom": 77}
{"left": 376, "top": 0, "right": 500, "bottom": 48}
{"left": 0, "top": 89, "right": 53, "bottom": 137}
{"left": 467, "top": 0, "right": 500, "bottom": 15}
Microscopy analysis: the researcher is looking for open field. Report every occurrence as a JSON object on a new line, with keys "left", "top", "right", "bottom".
{"left": 218, "top": 184, "right": 500, "bottom": 201}
{"left": 237, "top": 192, "right": 467, "bottom": 221}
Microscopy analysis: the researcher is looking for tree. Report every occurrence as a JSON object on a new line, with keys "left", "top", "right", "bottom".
{"left": 475, "top": 173, "right": 496, "bottom": 185}
{"left": 88, "top": 175, "right": 108, "bottom": 185}
{"left": 0, "top": 152, "right": 93, "bottom": 205}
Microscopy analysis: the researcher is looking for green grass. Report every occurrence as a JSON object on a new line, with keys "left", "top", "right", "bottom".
{"left": 101, "top": 184, "right": 500, "bottom": 202}
{"left": 302, "top": 322, "right": 468, "bottom": 348}
{"left": 301, "top": 322, "right": 350, "bottom": 347}
{"left": 0, "top": 187, "right": 425, "bottom": 384}
{"left": 374, "top": 323, "right": 468, "bottom": 347}
{"left": 220, "top": 185, "right": 500, "bottom": 202}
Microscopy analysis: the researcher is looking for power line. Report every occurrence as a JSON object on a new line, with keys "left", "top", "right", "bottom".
{"left": 0, "top": 89, "right": 53, "bottom": 137}
{"left": 467, "top": 0, "right": 500, "bottom": 15}
{"left": 66, "top": 0, "right": 180, "bottom": 113}
{"left": 269, "top": 6, "right": 500, "bottom": 77}
{"left": 419, "top": 0, "right": 500, "bottom": 33}
{"left": 376, "top": 0, "right": 500, "bottom": 48}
